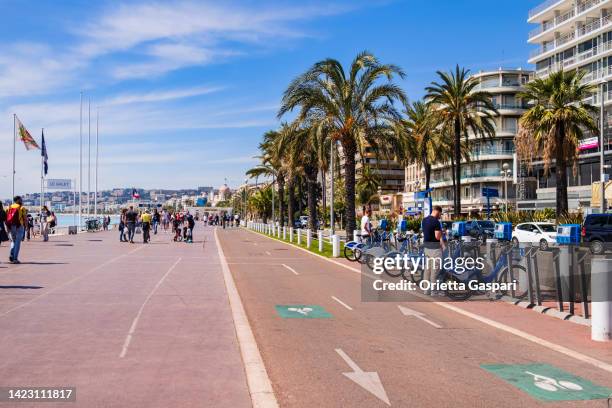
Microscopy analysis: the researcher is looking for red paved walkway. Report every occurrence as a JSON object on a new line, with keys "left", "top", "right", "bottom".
{"left": 0, "top": 227, "right": 251, "bottom": 408}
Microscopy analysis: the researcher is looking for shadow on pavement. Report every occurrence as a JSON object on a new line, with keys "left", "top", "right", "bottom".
{"left": 0, "top": 285, "right": 43, "bottom": 289}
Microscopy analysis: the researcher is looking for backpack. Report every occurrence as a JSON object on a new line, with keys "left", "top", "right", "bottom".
{"left": 5, "top": 206, "right": 21, "bottom": 227}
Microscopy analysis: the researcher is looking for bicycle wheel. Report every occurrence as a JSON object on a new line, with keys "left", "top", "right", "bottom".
{"left": 355, "top": 247, "right": 368, "bottom": 264}
{"left": 344, "top": 245, "right": 358, "bottom": 262}
{"left": 382, "top": 251, "right": 403, "bottom": 278}
{"left": 444, "top": 274, "right": 472, "bottom": 301}
{"left": 405, "top": 261, "right": 423, "bottom": 284}
{"left": 496, "top": 264, "right": 526, "bottom": 297}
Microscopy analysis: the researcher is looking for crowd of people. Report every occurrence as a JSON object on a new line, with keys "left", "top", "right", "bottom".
{"left": 1, "top": 194, "right": 240, "bottom": 264}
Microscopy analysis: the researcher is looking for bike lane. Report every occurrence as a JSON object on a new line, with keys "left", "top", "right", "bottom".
{"left": 218, "top": 227, "right": 612, "bottom": 407}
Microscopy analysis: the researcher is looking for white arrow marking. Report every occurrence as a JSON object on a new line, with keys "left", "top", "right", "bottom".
{"left": 281, "top": 264, "right": 299, "bottom": 275}
{"left": 398, "top": 305, "right": 442, "bottom": 329}
{"left": 287, "top": 307, "right": 313, "bottom": 316}
{"left": 265, "top": 251, "right": 272, "bottom": 256}
{"left": 335, "top": 348, "right": 390, "bottom": 406}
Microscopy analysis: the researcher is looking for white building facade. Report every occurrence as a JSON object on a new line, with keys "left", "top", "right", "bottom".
{"left": 526, "top": 0, "right": 612, "bottom": 210}
{"left": 428, "top": 69, "right": 532, "bottom": 214}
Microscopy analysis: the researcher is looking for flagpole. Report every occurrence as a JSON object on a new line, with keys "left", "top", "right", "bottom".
{"left": 87, "top": 98, "right": 91, "bottom": 219}
{"left": 12, "top": 114, "right": 16, "bottom": 199}
{"left": 79, "top": 92, "right": 83, "bottom": 230}
{"left": 95, "top": 108, "right": 99, "bottom": 219}
{"left": 40, "top": 128, "right": 44, "bottom": 221}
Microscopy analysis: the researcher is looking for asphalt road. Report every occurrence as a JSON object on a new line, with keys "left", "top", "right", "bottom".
{"left": 217, "top": 227, "right": 612, "bottom": 408}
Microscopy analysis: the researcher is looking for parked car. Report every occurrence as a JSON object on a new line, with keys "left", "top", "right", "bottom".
{"left": 512, "top": 222, "right": 557, "bottom": 250}
{"left": 466, "top": 220, "right": 496, "bottom": 242}
{"left": 582, "top": 213, "right": 612, "bottom": 254}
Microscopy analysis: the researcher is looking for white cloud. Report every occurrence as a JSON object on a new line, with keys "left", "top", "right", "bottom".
{"left": 103, "top": 85, "right": 224, "bottom": 105}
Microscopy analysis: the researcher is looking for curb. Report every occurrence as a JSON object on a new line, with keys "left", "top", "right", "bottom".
{"left": 214, "top": 228, "right": 279, "bottom": 408}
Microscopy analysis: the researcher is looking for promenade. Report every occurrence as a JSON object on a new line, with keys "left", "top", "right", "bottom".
{"left": 0, "top": 225, "right": 610, "bottom": 407}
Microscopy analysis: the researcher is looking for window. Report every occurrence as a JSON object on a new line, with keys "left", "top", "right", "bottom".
{"left": 481, "top": 75, "right": 499, "bottom": 88}
{"left": 503, "top": 117, "right": 518, "bottom": 132}
{"left": 587, "top": 215, "right": 607, "bottom": 227}
{"left": 502, "top": 75, "right": 519, "bottom": 87}
{"left": 518, "top": 224, "right": 532, "bottom": 231}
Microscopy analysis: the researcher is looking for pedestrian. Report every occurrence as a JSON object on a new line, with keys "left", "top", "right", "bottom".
{"left": 26, "top": 212, "right": 33, "bottom": 241}
{"left": 41, "top": 205, "right": 51, "bottom": 242}
{"left": 49, "top": 211, "right": 57, "bottom": 234}
{"left": 0, "top": 202, "right": 8, "bottom": 251}
{"left": 152, "top": 209, "right": 160, "bottom": 235}
{"left": 186, "top": 212, "right": 195, "bottom": 243}
{"left": 360, "top": 207, "right": 372, "bottom": 245}
{"left": 125, "top": 206, "right": 138, "bottom": 243}
{"left": 5, "top": 196, "right": 27, "bottom": 264}
{"left": 141, "top": 210, "right": 152, "bottom": 243}
{"left": 421, "top": 205, "right": 445, "bottom": 297}
{"left": 119, "top": 209, "right": 127, "bottom": 242}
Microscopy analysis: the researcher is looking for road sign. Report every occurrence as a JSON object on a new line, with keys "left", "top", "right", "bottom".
{"left": 481, "top": 363, "right": 612, "bottom": 401}
{"left": 482, "top": 187, "right": 499, "bottom": 198}
{"left": 275, "top": 305, "right": 332, "bottom": 319}
{"left": 45, "top": 179, "right": 72, "bottom": 190}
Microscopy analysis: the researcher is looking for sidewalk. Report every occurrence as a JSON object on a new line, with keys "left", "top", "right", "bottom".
{"left": 0, "top": 227, "right": 252, "bottom": 407}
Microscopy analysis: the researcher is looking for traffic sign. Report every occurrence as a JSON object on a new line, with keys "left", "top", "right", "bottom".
{"left": 482, "top": 187, "right": 499, "bottom": 198}
{"left": 481, "top": 363, "right": 612, "bottom": 401}
{"left": 275, "top": 305, "right": 332, "bottom": 319}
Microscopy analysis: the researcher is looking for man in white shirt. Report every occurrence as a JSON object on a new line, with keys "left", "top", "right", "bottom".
{"left": 360, "top": 208, "right": 372, "bottom": 243}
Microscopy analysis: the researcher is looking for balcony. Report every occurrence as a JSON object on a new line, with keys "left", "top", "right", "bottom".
{"left": 431, "top": 169, "right": 507, "bottom": 185}
{"left": 533, "top": 41, "right": 612, "bottom": 79}
{"left": 472, "top": 148, "right": 515, "bottom": 159}
{"left": 529, "top": 13, "right": 612, "bottom": 60}
{"left": 529, "top": 0, "right": 565, "bottom": 20}
{"left": 528, "top": 8, "right": 575, "bottom": 40}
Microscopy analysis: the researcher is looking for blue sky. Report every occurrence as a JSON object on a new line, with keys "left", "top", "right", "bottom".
{"left": 0, "top": 0, "right": 541, "bottom": 198}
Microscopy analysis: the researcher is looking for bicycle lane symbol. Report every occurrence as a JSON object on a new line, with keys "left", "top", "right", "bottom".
{"left": 481, "top": 363, "right": 612, "bottom": 401}
{"left": 275, "top": 305, "right": 332, "bottom": 319}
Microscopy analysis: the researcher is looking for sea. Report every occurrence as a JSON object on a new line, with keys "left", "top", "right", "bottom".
{"left": 55, "top": 214, "right": 121, "bottom": 227}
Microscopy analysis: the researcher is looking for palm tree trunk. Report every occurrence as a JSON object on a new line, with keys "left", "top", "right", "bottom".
{"left": 287, "top": 179, "right": 295, "bottom": 228}
{"left": 555, "top": 127, "right": 569, "bottom": 217}
{"left": 278, "top": 175, "right": 285, "bottom": 227}
{"left": 298, "top": 179, "right": 304, "bottom": 214}
{"left": 454, "top": 119, "right": 462, "bottom": 217}
{"left": 306, "top": 166, "right": 318, "bottom": 231}
{"left": 321, "top": 170, "right": 327, "bottom": 215}
{"left": 343, "top": 139, "right": 357, "bottom": 238}
{"left": 425, "top": 162, "right": 431, "bottom": 191}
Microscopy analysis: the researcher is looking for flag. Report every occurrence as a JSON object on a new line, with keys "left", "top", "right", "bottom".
{"left": 15, "top": 116, "right": 40, "bottom": 150}
{"left": 132, "top": 188, "right": 140, "bottom": 199}
{"left": 41, "top": 130, "right": 48, "bottom": 176}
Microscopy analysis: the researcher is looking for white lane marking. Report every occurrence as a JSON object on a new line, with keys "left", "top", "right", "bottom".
{"left": 281, "top": 264, "right": 299, "bottom": 275}
{"left": 119, "top": 257, "right": 182, "bottom": 358}
{"left": 332, "top": 296, "right": 353, "bottom": 311}
{"left": 254, "top": 242, "right": 258, "bottom": 246}
{"left": 335, "top": 349, "right": 390, "bottom": 406}
{"left": 215, "top": 228, "right": 279, "bottom": 408}
{"left": 398, "top": 305, "right": 442, "bottom": 329}
{"left": 265, "top": 251, "right": 272, "bottom": 256}
{"left": 1, "top": 245, "right": 146, "bottom": 317}
{"left": 245, "top": 228, "right": 612, "bottom": 375}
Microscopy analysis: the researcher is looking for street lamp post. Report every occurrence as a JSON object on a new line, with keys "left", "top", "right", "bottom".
{"left": 243, "top": 178, "right": 248, "bottom": 220}
{"left": 330, "top": 139, "right": 335, "bottom": 235}
{"left": 271, "top": 175, "right": 275, "bottom": 224}
{"left": 500, "top": 163, "right": 512, "bottom": 214}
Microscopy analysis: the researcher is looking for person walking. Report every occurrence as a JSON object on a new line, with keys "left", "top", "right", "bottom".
{"left": 6, "top": 196, "right": 27, "bottom": 264}
{"left": 422, "top": 205, "right": 446, "bottom": 297}
{"left": 0, "top": 202, "right": 8, "bottom": 253}
{"left": 119, "top": 209, "right": 128, "bottom": 242}
{"left": 125, "top": 206, "right": 138, "bottom": 244}
{"left": 141, "top": 210, "right": 152, "bottom": 243}
{"left": 25, "top": 213, "right": 33, "bottom": 241}
{"left": 360, "top": 207, "right": 372, "bottom": 245}
{"left": 185, "top": 212, "right": 195, "bottom": 243}
{"left": 152, "top": 209, "right": 160, "bottom": 235}
{"left": 40, "top": 205, "right": 51, "bottom": 242}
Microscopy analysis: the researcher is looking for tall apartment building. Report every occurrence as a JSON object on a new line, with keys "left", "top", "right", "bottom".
{"left": 526, "top": 0, "right": 612, "bottom": 210}
{"left": 427, "top": 69, "right": 532, "bottom": 215}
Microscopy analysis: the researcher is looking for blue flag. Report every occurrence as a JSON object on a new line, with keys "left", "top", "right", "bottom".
{"left": 41, "top": 130, "right": 48, "bottom": 175}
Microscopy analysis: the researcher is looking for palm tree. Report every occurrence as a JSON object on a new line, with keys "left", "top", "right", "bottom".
{"left": 356, "top": 165, "right": 381, "bottom": 208}
{"left": 247, "top": 129, "right": 287, "bottom": 226}
{"left": 248, "top": 186, "right": 273, "bottom": 223}
{"left": 279, "top": 51, "right": 406, "bottom": 237}
{"left": 425, "top": 65, "right": 497, "bottom": 217}
{"left": 396, "top": 101, "right": 448, "bottom": 190}
{"left": 277, "top": 123, "right": 322, "bottom": 231}
{"left": 518, "top": 69, "right": 598, "bottom": 217}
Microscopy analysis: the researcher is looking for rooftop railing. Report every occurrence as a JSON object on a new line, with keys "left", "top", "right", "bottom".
{"left": 529, "top": 0, "right": 565, "bottom": 19}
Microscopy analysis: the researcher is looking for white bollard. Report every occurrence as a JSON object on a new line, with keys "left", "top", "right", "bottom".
{"left": 332, "top": 235, "right": 340, "bottom": 258}
{"left": 283, "top": 226, "right": 287, "bottom": 240}
{"left": 353, "top": 229, "right": 359, "bottom": 243}
{"left": 592, "top": 258, "right": 612, "bottom": 342}
{"left": 297, "top": 229, "right": 302, "bottom": 245}
{"left": 318, "top": 230, "right": 324, "bottom": 252}
{"left": 306, "top": 229, "right": 312, "bottom": 249}
{"left": 289, "top": 227, "right": 294, "bottom": 243}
